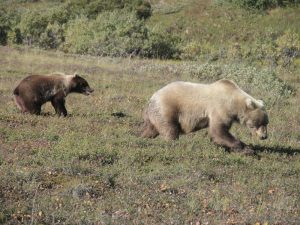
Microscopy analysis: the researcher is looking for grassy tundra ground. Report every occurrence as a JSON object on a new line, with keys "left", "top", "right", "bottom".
{"left": 0, "top": 46, "right": 299, "bottom": 225}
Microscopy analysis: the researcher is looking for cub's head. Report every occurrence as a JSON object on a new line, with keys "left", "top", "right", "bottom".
{"left": 69, "top": 73, "right": 94, "bottom": 95}
{"left": 244, "top": 98, "right": 269, "bottom": 140}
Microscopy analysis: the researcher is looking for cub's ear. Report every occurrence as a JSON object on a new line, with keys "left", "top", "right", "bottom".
{"left": 246, "top": 98, "right": 256, "bottom": 109}
{"left": 73, "top": 73, "right": 80, "bottom": 77}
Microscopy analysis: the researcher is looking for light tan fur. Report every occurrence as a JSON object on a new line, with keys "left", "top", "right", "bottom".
{"left": 49, "top": 72, "right": 77, "bottom": 95}
{"left": 142, "top": 79, "right": 269, "bottom": 152}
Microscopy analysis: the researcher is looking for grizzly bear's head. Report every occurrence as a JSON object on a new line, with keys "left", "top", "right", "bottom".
{"left": 244, "top": 98, "right": 269, "bottom": 140}
{"left": 70, "top": 74, "right": 94, "bottom": 95}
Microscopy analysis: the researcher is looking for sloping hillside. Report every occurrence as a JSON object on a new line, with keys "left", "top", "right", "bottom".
{"left": 1, "top": 0, "right": 300, "bottom": 65}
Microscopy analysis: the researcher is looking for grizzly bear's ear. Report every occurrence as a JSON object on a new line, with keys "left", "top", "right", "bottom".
{"left": 246, "top": 98, "right": 265, "bottom": 109}
{"left": 246, "top": 98, "right": 258, "bottom": 110}
{"left": 74, "top": 73, "right": 80, "bottom": 77}
{"left": 256, "top": 100, "right": 265, "bottom": 108}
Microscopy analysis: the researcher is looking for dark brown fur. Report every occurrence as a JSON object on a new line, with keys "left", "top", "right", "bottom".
{"left": 13, "top": 73, "right": 94, "bottom": 116}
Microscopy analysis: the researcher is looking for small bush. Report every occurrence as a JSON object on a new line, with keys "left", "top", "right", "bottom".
{"left": 179, "top": 41, "right": 202, "bottom": 60}
{"left": 7, "top": 28, "right": 22, "bottom": 45}
{"left": 46, "top": 6, "right": 72, "bottom": 25}
{"left": 91, "top": 10, "right": 147, "bottom": 57}
{"left": 236, "top": 0, "right": 283, "bottom": 10}
{"left": 64, "top": 11, "right": 147, "bottom": 56}
{"left": 136, "top": 1, "right": 152, "bottom": 19}
{"left": 188, "top": 63, "right": 293, "bottom": 105}
{"left": 64, "top": 9, "right": 179, "bottom": 58}
{"left": 142, "top": 31, "right": 180, "bottom": 59}
{"left": 19, "top": 10, "right": 48, "bottom": 46}
{"left": 276, "top": 29, "right": 300, "bottom": 66}
{"left": 219, "top": 0, "right": 299, "bottom": 10}
{"left": 39, "top": 23, "right": 65, "bottom": 49}
{"left": 0, "top": 7, "right": 20, "bottom": 45}
{"left": 63, "top": 16, "right": 93, "bottom": 54}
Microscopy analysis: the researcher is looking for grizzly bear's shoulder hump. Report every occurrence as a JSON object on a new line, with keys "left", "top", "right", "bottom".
{"left": 213, "top": 79, "right": 240, "bottom": 91}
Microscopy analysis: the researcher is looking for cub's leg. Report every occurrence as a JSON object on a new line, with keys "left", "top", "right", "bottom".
{"left": 14, "top": 89, "right": 42, "bottom": 115}
{"left": 14, "top": 95, "right": 27, "bottom": 113}
{"left": 51, "top": 94, "right": 67, "bottom": 117}
{"left": 27, "top": 103, "right": 42, "bottom": 115}
{"left": 17, "top": 97, "right": 41, "bottom": 115}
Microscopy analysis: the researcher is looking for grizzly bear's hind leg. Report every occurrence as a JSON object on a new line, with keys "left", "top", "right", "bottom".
{"left": 141, "top": 119, "right": 159, "bottom": 139}
{"left": 159, "top": 121, "right": 180, "bottom": 141}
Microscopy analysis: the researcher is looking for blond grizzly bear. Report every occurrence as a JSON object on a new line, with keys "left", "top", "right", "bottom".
{"left": 13, "top": 73, "right": 94, "bottom": 116}
{"left": 141, "top": 79, "right": 269, "bottom": 153}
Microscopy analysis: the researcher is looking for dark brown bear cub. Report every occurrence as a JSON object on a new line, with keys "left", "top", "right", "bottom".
{"left": 13, "top": 73, "right": 94, "bottom": 116}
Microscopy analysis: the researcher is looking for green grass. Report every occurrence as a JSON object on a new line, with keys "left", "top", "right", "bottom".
{"left": 0, "top": 46, "right": 299, "bottom": 224}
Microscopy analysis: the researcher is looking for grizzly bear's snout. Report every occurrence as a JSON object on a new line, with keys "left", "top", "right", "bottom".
{"left": 255, "top": 126, "right": 268, "bottom": 140}
{"left": 260, "top": 135, "right": 267, "bottom": 140}
{"left": 82, "top": 87, "right": 94, "bottom": 95}
{"left": 246, "top": 108, "right": 269, "bottom": 140}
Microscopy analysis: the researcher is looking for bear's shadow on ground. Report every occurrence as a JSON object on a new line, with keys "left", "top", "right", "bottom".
{"left": 251, "top": 144, "right": 300, "bottom": 155}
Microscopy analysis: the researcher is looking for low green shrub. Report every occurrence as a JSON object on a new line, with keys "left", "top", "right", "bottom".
{"left": 276, "top": 29, "right": 300, "bottom": 66}
{"left": 63, "top": 9, "right": 180, "bottom": 58}
{"left": 63, "top": 16, "right": 93, "bottom": 54}
{"left": 189, "top": 63, "right": 293, "bottom": 105}
{"left": 180, "top": 29, "right": 300, "bottom": 67}
{"left": 19, "top": 10, "right": 48, "bottom": 46}
{"left": 46, "top": 6, "right": 73, "bottom": 25}
{"left": 179, "top": 41, "right": 203, "bottom": 60}
{"left": 64, "top": 11, "right": 147, "bottom": 56}
{"left": 136, "top": 1, "right": 152, "bottom": 19}
{"left": 39, "top": 22, "right": 65, "bottom": 49}
{"left": 0, "top": 7, "right": 20, "bottom": 45}
{"left": 0, "top": 0, "right": 156, "bottom": 55}
{"left": 141, "top": 30, "right": 180, "bottom": 59}
{"left": 7, "top": 28, "right": 22, "bottom": 45}
{"left": 217, "top": 0, "right": 299, "bottom": 10}
{"left": 64, "top": 0, "right": 152, "bottom": 19}
{"left": 91, "top": 10, "right": 148, "bottom": 57}
{"left": 237, "top": 0, "right": 283, "bottom": 10}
